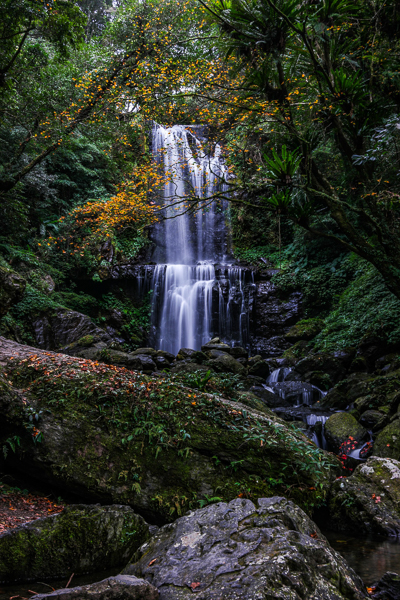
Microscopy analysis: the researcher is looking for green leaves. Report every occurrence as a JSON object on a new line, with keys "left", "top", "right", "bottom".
{"left": 263, "top": 145, "right": 302, "bottom": 184}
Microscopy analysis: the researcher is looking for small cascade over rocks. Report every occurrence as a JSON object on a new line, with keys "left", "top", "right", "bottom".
{"left": 263, "top": 366, "right": 330, "bottom": 448}
{"left": 150, "top": 124, "right": 254, "bottom": 355}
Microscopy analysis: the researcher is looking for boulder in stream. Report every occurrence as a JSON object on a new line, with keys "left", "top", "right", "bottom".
{"left": 124, "top": 496, "right": 367, "bottom": 600}
{"left": 328, "top": 456, "right": 400, "bottom": 536}
{"left": 0, "top": 504, "right": 150, "bottom": 583}
{"left": 324, "top": 412, "right": 368, "bottom": 454}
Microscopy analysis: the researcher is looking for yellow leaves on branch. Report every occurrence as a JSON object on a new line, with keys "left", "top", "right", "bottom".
{"left": 71, "top": 163, "right": 160, "bottom": 238}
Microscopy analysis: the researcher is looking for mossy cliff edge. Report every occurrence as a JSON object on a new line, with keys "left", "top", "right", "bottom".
{"left": 0, "top": 337, "right": 339, "bottom": 522}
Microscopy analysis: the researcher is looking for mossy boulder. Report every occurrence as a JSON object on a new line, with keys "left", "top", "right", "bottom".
{"left": 285, "top": 318, "right": 325, "bottom": 342}
{"left": 324, "top": 412, "right": 368, "bottom": 454}
{"left": 0, "top": 504, "right": 150, "bottom": 583}
{"left": 294, "top": 353, "right": 346, "bottom": 384}
{"left": 247, "top": 359, "right": 270, "bottom": 379}
{"left": 373, "top": 420, "right": 400, "bottom": 459}
{"left": 0, "top": 265, "right": 26, "bottom": 318}
{"left": 0, "top": 337, "right": 340, "bottom": 523}
{"left": 328, "top": 457, "right": 400, "bottom": 536}
{"left": 207, "top": 352, "right": 246, "bottom": 375}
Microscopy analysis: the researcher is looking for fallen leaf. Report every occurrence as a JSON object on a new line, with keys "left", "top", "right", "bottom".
{"left": 190, "top": 582, "right": 201, "bottom": 590}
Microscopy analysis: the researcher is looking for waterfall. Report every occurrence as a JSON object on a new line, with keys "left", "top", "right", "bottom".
{"left": 150, "top": 124, "right": 253, "bottom": 355}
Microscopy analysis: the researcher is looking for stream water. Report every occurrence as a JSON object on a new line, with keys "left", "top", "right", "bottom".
{"left": 150, "top": 124, "right": 253, "bottom": 355}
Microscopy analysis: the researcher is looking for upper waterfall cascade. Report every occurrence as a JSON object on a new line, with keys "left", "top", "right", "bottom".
{"left": 150, "top": 124, "right": 253, "bottom": 355}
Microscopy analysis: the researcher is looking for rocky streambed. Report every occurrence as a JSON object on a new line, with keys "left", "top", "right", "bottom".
{"left": 2, "top": 334, "right": 400, "bottom": 598}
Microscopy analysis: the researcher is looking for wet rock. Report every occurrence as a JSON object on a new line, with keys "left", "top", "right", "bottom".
{"left": 0, "top": 505, "right": 150, "bottom": 583}
{"left": 247, "top": 355, "right": 263, "bottom": 367}
{"left": 177, "top": 348, "right": 207, "bottom": 362}
{"left": 31, "top": 575, "right": 159, "bottom": 600}
{"left": 251, "top": 275, "right": 303, "bottom": 356}
{"left": 359, "top": 410, "right": 389, "bottom": 431}
{"left": 328, "top": 457, "right": 400, "bottom": 536}
{"left": 154, "top": 356, "right": 170, "bottom": 370}
{"left": 124, "top": 496, "right": 367, "bottom": 600}
{"left": 235, "top": 391, "right": 274, "bottom": 416}
{"left": 131, "top": 347, "right": 157, "bottom": 356}
{"left": 285, "top": 318, "right": 325, "bottom": 342}
{"left": 230, "top": 346, "right": 248, "bottom": 359}
{"left": 374, "top": 420, "right": 400, "bottom": 460}
{"left": 349, "top": 356, "right": 369, "bottom": 373}
{"left": 36, "top": 309, "right": 111, "bottom": 351}
{"left": 325, "top": 412, "right": 368, "bottom": 454}
{"left": 294, "top": 353, "right": 346, "bottom": 385}
{"left": 0, "top": 266, "right": 26, "bottom": 318}
{"left": 127, "top": 353, "right": 157, "bottom": 373}
{"left": 156, "top": 350, "right": 175, "bottom": 362}
{"left": 95, "top": 348, "right": 132, "bottom": 367}
{"left": 247, "top": 359, "right": 270, "bottom": 379}
{"left": 307, "top": 371, "right": 333, "bottom": 391}
{"left": 270, "top": 381, "right": 318, "bottom": 405}
{"left": 319, "top": 373, "right": 371, "bottom": 410}
{"left": 208, "top": 352, "right": 246, "bottom": 376}
{"left": 170, "top": 361, "right": 210, "bottom": 375}
{"left": 201, "top": 341, "right": 231, "bottom": 355}
{"left": 250, "top": 386, "right": 291, "bottom": 408}
{"left": 371, "top": 572, "right": 400, "bottom": 599}
{"left": 282, "top": 340, "right": 311, "bottom": 366}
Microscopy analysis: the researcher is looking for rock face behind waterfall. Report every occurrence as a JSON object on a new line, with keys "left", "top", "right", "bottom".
{"left": 124, "top": 496, "right": 367, "bottom": 600}
{"left": 0, "top": 337, "right": 339, "bottom": 523}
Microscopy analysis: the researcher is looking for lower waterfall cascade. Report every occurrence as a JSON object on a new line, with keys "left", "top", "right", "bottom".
{"left": 149, "top": 124, "right": 254, "bottom": 355}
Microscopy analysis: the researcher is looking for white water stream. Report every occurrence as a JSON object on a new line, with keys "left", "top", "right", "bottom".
{"left": 150, "top": 124, "right": 252, "bottom": 355}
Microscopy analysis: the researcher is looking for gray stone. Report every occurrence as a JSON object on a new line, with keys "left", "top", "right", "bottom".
{"left": 250, "top": 386, "right": 291, "bottom": 408}
{"left": 35, "top": 309, "right": 111, "bottom": 351}
{"left": 247, "top": 359, "right": 270, "bottom": 379}
{"left": 31, "top": 575, "right": 158, "bottom": 600}
{"left": 156, "top": 350, "right": 175, "bottom": 362}
{"left": 124, "top": 497, "right": 367, "bottom": 600}
{"left": 328, "top": 457, "right": 400, "bottom": 536}
{"left": 127, "top": 353, "right": 157, "bottom": 373}
{"left": 155, "top": 356, "right": 171, "bottom": 370}
{"left": 208, "top": 352, "right": 246, "bottom": 375}
{"left": 131, "top": 348, "right": 157, "bottom": 356}
{"left": 0, "top": 505, "right": 150, "bottom": 583}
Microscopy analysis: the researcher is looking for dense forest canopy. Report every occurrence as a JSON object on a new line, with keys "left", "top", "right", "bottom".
{"left": 0, "top": 0, "right": 400, "bottom": 298}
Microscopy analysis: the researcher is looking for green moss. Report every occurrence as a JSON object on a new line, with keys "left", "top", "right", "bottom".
{"left": 285, "top": 318, "right": 325, "bottom": 342}
{"left": 0, "top": 505, "right": 150, "bottom": 583}
{"left": 374, "top": 420, "right": 400, "bottom": 459}
{"left": 2, "top": 354, "right": 340, "bottom": 521}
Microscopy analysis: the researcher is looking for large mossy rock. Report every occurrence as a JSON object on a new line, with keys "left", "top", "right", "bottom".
{"left": 124, "top": 496, "right": 367, "bottom": 600}
{"left": 207, "top": 352, "right": 246, "bottom": 375}
{"left": 324, "top": 412, "right": 368, "bottom": 454}
{"left": 285, "top": 318, "right": 325, "bottom": 342}
{"left": 0, "top": 504, "right": 150, "bottom": 583}
{"left": 374, "top": 420, "right": 400, "bottom": 459}
{"left": 328, "top": 457, "right": 400, "bottom": 536}
{"left": 36, "top": 309, "right": 112, "bottom": 351}
{"left": 0, "top": 337, "right": 339, "bottom": 523}
{"left": 32, "top": 575, "right": 159, "bottom": 600}
{"left": 0, "top": 265, "right": 26, "bottom": 318}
